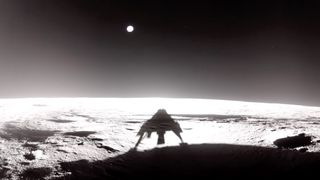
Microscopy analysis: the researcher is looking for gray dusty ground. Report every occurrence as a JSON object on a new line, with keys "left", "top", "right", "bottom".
{"left": 0, "top": 98, "right": 320, "bottom": 179}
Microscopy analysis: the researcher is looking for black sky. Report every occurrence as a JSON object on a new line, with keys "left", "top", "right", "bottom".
{"left": 0, "top": 0, "right": 320, "bottom": 105}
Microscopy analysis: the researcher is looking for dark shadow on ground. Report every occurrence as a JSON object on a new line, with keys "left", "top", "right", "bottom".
{"left": 0, "top": 167, "right": 9, "bottom": 179}
{"left": 52, "top": 143, "right": 320, "bottom": 179}
{"left": 0, "top": 123, "right": 59, "bottom": 142}
{"left": 20, "top": 167, "right": 52, "bottom": 180}
{"left": 274, "top": 133, "right": 313, "bottom": 148}
{"left": 63, "top": 131, "right": 96, "bottom": 137}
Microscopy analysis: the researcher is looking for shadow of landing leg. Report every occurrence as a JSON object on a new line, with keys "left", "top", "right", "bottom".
{"left": 173, "top": 130, "right": 184, "bottom": 144}
{"left": 157, "top": 131, "right": 165, "bottom": 145}
{"left": 134, "top": 134, "right": 144, "bottom": 149}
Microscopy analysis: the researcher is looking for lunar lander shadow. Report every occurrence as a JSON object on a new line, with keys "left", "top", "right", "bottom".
{"left": 134, "top": 109, "right": 184, "bottom": 149}
{"left": 52, "top": 143, "right": 320, "bottom": 179}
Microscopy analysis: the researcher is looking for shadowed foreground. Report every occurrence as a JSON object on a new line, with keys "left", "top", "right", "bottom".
{"left": 52, "top": 144, "right": 320, "bottom": 179}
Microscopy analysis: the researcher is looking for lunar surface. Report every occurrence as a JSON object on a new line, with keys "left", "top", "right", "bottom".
{"left": 1, "top": 98, "right": 320, "bottom": 179}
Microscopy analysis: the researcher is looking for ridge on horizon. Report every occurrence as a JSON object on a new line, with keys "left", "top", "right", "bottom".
{"left": 0, "top": 97, "right": 319, "bottom": 108}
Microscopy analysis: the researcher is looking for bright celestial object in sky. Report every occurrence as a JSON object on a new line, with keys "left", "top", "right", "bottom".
{"left": 126, "top": 25, "right": 134, "bottom": 32}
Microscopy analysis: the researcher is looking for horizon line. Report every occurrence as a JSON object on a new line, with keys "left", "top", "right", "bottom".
{"left": 0, "top": 96, "right": 318, "bottom": 108}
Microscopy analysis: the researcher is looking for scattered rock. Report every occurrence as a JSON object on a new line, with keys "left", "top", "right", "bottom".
{"left": 78, "top": 142, "right": 84, "bottom": 145}
{"left": 45, "top": 138, "right": 59, "bottom": 145}
{"left": 57, "top": 147, "right": 72, "bottom": 153}
{"left": 24, "top": 150, "right": 46, "bottom": 160}
{"left": 24, "top": 153, "right": 36, "bottom": 161}
{"left": 273, "top": 133, "right": 313, "bottom": 148}
{"left": 57, "top": 149, "right": 69, "bottom": 153}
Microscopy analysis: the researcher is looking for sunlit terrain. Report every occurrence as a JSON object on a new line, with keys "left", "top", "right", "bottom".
{"left": 1, "top": 98, "right": 320, "bottom": 146}
{"left": 1, "top": 98, "right": 320, "bottom": 179}
{"left": 2, "top": 97, "right": 320, "bottom": 117}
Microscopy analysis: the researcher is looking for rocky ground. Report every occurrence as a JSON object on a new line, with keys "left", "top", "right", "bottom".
{"left": 0, "top": 98, "right": 320, "bottom": 179}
